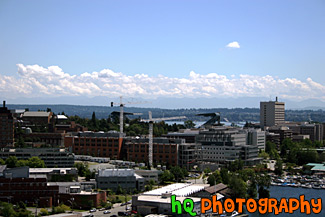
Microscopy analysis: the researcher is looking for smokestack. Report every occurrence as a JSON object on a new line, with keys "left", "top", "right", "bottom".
{"left": 3, "top": 101, "right": 5, "bottom": 108}
{"left": 276, "top": 97, "right": 278, "bottom": 102}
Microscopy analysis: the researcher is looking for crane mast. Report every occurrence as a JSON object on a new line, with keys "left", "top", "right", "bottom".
{"left": 141, "top": 112, "right": 186, "bottom": 168}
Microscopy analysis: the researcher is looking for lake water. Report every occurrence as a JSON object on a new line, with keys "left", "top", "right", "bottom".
{"left": 164, "top": 121, "right": 247, "bottom": 127}
{"left": 247, "top": 186, "right": 325, "bottom": 217}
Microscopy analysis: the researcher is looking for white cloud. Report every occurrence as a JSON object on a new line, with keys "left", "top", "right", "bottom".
{"left": 226, "top": 41, "right": 240, "bottom": 48}
{"left": 0, "top": 64, "right": 325, "bottom": 102}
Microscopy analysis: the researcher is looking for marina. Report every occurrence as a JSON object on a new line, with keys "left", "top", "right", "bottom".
{"left": 270, "top": 174, "right": 325, "bottom": 189}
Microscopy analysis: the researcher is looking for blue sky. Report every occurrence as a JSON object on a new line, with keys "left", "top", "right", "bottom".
{"left": 0, "top": 0, "right": 325, "bottom": 106}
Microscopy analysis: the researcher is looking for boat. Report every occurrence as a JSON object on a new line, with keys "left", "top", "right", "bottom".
{"left": 231, "top": 211, "right": 239, "bottom": 217}
{"left": 313, "top": 184, "right": 321, "bottom": 189}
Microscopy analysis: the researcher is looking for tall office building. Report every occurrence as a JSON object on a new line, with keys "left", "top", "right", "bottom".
{"left": 0, "top": 101, "right": 14, "bottom": 148}
{"left": 260, "top": 97, "right": 285, "bottom": 129}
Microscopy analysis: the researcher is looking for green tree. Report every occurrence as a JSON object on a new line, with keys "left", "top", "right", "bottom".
{"left": 0, "top": 202, "right": 16, "bottom": 217}
{"left": 16, "top": 160, "right": 28, "bottom": 167}
{"left": 0, "top": 159, "right": 5, "bottom": 165}
{"left": 91, "top": 112, "right": 98, "bottom": 130}
{"left": 265, "top": 141, "right": 276, "bottom": 154}
{"left": 207, "top": 174, "right": 216, "bottom": 186}
{"left": 203, "top": 167, "right": 211, "bottom": 174}
{"left": 258, "top": 151, "right": 269, "bottom": 160}
{"left": 5, "top": 156, "right": 18, "bottom": 168}
{"left": 170, "top": 166, "right": 185, "bottom": 182}
{"left": 247, "top": 178, "right": 257, "bottom": 199}
{"left": 27, "top": 157, "right": 45, "bottom": 168}
{"left": 228, "top": 159, "right": 244, "bottom": 172}
{"left": 257, "top": 174, "right": 271, "bottom": 199}
{"left": 184, "top": 120, "right": 195, "bottom": 129}
{"left": 229, "top": 176, "right": 247, "bottom": 199}
{"left": 159, "top": 170, "right": 175, "bottom": 184}
{"left": 16, "top": 137, "right": 25, "bottom": 148}
{"left": 116, "top": 185, "right": 124, "bottom": 195}
{"left": 274, "top": 160, "right": 283, "bottom": 176}
{"left": 40, "top": 208, "right": 49, "bottom": 216}
{"left": 220, "top": 168, "right": 230, "bottom": 184}
{"left": 74, "top": 162, "right": 88, "bottom": 176}
{"left": 212, "top": 170, "right": 222, "bottom": 184}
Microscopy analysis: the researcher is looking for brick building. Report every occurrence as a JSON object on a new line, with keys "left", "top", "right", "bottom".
{"left": 0, "top": 166, "right": 106, "bottom": 209}
{"left": 125, "top": 138, "right": 180, "bottom": 167}
{"left": 59, "top": 191, "right": 106, "bottom": 209}
{"left": 64, "top": 131, "right": 122, "bottom": 159}
{"left": 53, "top": 121, "right": 88, "bottom": 133}
{"left": 22, "top": 132, "right": 65, "bottom": 146}
{"left": 0, "top": 101, "right": 14, "bottom": 148}
{"left": 0, "top": 166, "right": 59, "bottom": 206}
{"left": 22, "top": 111, "right": 53, "bottom": 126}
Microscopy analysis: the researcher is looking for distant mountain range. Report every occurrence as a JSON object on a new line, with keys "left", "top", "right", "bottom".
{"left": 4, "top": 96, "right": 325, "bottom": 110}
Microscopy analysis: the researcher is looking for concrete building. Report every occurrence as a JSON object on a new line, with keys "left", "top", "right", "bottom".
{"left": 268, "top": 126, "right": 293, "bottom": 145}
{"left": 163, "top": 129, "right": 199, "bottom": 143}
{"left": 65, "top": 131, "right": 122, "bottom": 159}
{"left": 265, "top": 132, "right": 281, "bottom": 147}
{"left": 178, "top": 142, "right": 200, "bottom": 169}
{"left": 96, "top": 169, "right": 145, "bottom": 191}
{"left": 0, "top": 101, "right": 14, "bottom": 148}
{"left": 197, "top": 127, "right": 261, "bottom": 167}
{"left": 134, "top": 170, "right": 161, "bottom": 184}
{"left": 243, "top": 128, "right": 266, "bottom": 151}
{"left": 260, "top": 98, "right": 285, "bottom": 129}
{"left": 0, "top": 148, "right": 74, "bottom": 168}
{"left": 125, "top": 138, "right": 180, "bottom": 167}
{"left": 277, "top": 122, "right": 323, "bottom": 142}
{"left": 299, "top": 123, "right": 323, "bottom": 142}
{"left": 29, "top": 168, "right": 78, "bottom": 181}
{"left": 292, "top": 134, "right": 310, "bottom": 142}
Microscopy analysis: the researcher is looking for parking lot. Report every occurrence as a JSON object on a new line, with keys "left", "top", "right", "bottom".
{"left": 79, "top": 202, "right": 134, "bottom": 217}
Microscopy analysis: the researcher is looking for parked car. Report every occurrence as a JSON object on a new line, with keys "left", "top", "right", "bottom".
{"left": 118, "top": 211, "right": 131, "bottom": 216}
{"left": 89, "top": 208, "right": 96, "bottom": 213}
{"left": 104, "top": 210, "right": 111, "bottom": 214}
{"left": 131, "top": 210, "right": 137, "bottom": 214}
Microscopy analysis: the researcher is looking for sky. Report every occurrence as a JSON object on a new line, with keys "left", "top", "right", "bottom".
{"left": 0, "top": 0, "right": 325, "bottom": 107}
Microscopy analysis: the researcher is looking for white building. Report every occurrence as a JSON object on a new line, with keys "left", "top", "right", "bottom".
{"left": 132, "top": 183, "right": 210, "bottom": 216}
{"left": 196, "top": 127, "right": 261, "bottom": 167}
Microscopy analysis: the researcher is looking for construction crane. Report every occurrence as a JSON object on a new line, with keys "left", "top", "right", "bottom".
{"left": 111, "top": 96, "right": 147, "bottom": 155}
{"left": 110, "top": 96, "right": 146, "bottom": 136}
{"left": 141, "top": 111, "right": 186, "bottom": 168}
{"left": 196, "top": 112, "right": 223, "bottom": 127}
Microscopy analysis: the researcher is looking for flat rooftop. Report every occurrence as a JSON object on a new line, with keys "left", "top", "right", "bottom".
{"left": 137, "top": 195, "right": 201, "bottom": 204}
{"left": 143, "top": 183, "right": 208, "bottom": 197}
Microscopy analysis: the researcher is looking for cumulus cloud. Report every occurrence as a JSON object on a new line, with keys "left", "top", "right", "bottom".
{"left": 1, "top": 64, "right": 325, "bottom": 102}
{"left": 226, "top": 41, "right": 240, "bottom": 48}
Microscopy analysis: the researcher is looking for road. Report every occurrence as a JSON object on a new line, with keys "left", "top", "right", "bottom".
{"left": 186, "top": 174, "right": 206, "bottom": 184}
{"left": 79, "top": 203, "right": 132, "bottom": 217}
